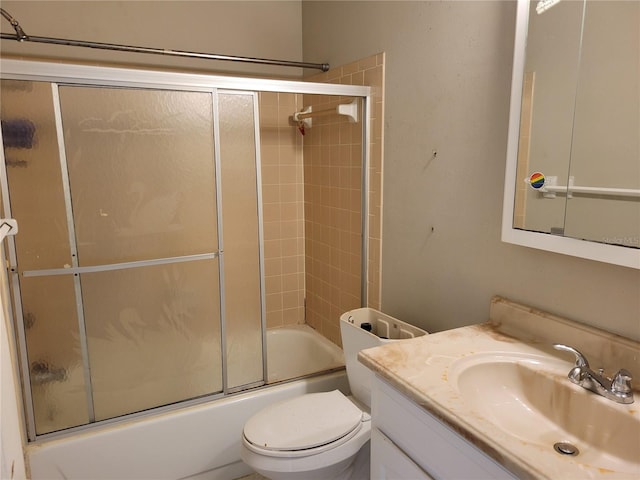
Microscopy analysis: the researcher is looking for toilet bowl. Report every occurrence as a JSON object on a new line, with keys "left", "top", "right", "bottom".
{"left": 240, "top": 308, "right": 427, "bottom": 479}
{"left": 241, "top": 390, "right": 371, "bottom": 480}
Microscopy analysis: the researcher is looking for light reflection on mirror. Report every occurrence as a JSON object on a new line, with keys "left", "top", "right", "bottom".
{"left": 513, "top": 0, "right": 639, "bottom": 249}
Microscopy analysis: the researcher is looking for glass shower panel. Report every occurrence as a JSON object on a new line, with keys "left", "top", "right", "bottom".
{"left": 57, "top": 86, "right": 218, "bottom": 265}
{"left": 54, "top": 85, "right": 223, "bottom": 421}
{"left": 19, "top": 275, "right": 90, "bottom": 435}
{"left": 0, "top": 80, "right": 72, "bottom": 270}
{"left": 218, "top": 92, "right": 264, "bottom": 389}
{"left": 81, "top": 259, "right": 222, "bottom": 421}
{"left": 2, "top": 78, "right": 271, "bottom": 437}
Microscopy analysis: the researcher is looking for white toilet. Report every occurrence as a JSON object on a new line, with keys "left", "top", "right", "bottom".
{"left": 241, "top": 308, "right": 428, "bottom": 479}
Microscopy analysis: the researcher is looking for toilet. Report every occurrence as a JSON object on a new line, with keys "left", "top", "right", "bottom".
{"left": 241, "top": 308, "right": 428, "bottom": 479}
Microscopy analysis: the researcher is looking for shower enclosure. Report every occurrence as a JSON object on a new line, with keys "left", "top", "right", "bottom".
{"left": 0, "top": 60, "right": 371, "bottom": 441}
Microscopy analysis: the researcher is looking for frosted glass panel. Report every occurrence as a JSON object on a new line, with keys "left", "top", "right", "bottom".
{"left": 58, "top": 86, "right": 218, "bottom": 265}
{"left": 82, "top": 260, "right": 222, "bottom": 421}
{"left": 0, "top": 80, "right": 72, "bottom": 270}
{"left": 219, "top": 93, "right": 264, "bottom": 389}
{"left": 2, "top": 80, "right": 269, "bottom": 438}
{"left": 19, "top": 275, "right": 90, "bottom": 435}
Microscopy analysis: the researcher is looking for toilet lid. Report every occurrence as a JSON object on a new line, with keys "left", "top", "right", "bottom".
{"left": 243, "top": 390, "right": 363, "bottom": 451}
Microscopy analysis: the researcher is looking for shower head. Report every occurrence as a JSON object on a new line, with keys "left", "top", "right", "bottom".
{"left": 0, "top": 8, "right": 28, "bottom": 41}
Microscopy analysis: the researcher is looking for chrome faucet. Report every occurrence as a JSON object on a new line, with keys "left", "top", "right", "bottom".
{"left": 553, "top": 344, "right": 634, "bottom": 404}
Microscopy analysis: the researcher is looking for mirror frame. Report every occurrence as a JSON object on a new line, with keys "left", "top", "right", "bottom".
{"left": 502, "top": 0, "right": 640, "bottom": 269}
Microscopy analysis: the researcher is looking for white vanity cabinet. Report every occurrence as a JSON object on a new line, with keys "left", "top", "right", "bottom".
{"left": 370, "top": 375, "right": 517, "bottom": 480}
{"left": 371, "top": 428, "right": 434, "bottom": 479}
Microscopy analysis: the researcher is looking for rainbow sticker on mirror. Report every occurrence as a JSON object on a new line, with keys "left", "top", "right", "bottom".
{"left": 528, "top": 172, "right": 545, "bottom": 189}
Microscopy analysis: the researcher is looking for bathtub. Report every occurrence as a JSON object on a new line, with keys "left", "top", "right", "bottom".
{"left": 27, "top": 325, "right": 348, "bottom": 480}
{"left": 267, "top": 324, "right": 345, "bottom": 383}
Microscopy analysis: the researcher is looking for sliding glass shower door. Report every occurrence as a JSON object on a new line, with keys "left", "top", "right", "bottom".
{"left": 1, "top": 80, "right": 265, "bottom": 437}
{"left": 218, "top": 92, "right": 266, "bottom": 391}
{"left": 58, "top": 85, "right": 223, "bottom": 425}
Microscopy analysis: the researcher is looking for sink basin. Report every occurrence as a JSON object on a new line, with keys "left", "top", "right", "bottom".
{"left": 450, "top": 352, "right": 640, "bottom": 475}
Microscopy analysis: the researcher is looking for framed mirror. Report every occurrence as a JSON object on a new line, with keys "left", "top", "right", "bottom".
{"left": 502, "top": 0, "right": 640, "bottom": 269}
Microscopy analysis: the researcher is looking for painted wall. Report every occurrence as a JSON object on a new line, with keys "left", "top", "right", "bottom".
{"left": 0, "top": 1, "right": 304, "bottom": 77}
{"left": 302, "top": 1, "right": 640, "bottom": 341}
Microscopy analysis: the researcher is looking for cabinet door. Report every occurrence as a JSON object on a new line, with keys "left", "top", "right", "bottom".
{"left": 372, "top": 376, "right": 517, "bottom": 479}
{"left": 371, "top": 428, "right": 434, "bottom": 480}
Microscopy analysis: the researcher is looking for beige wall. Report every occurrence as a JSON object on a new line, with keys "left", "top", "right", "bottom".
{"left": 0, "top": 1, "right": 304, "bottom": 77}
{"left": 302, "top": 1, "right": 640, "bottom": 341}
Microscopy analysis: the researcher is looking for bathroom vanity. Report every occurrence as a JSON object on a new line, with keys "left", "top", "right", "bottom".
{"left": 359, "top": 297, "right": 640, "bottom": 479}
{"left": 370, "top": 376, "right": 515, "bottom": 479}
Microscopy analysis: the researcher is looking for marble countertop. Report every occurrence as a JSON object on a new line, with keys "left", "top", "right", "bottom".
{"left": 358, "top": 297, "right": 640, "bottom": 480}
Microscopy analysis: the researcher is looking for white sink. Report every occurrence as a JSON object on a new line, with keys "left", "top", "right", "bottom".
{"left": 450, "top": 352, "right": 640, "bottom": 475}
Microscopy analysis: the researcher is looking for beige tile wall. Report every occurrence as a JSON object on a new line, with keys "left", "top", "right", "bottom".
{"left": 258, "top": 92, "right": 306, "bottom": 328}
{"left": 257, "top": 53, "right": 385, "bottom": 342}
{"left": 304, "top": 53, "right": 385, "bottom": 346}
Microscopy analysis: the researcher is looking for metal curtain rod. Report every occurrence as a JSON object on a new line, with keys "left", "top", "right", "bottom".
{"left": 0, "top": 8, "right": 330, "bottom": 72}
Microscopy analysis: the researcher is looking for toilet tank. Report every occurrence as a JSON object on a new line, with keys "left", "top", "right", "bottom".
{"left": 339, "top": 308, "right": 428, "bottom": 409}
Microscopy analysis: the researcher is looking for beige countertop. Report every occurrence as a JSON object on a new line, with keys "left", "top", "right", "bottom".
{"left": 358, "top": 297, "right": 640, "bottom": 480}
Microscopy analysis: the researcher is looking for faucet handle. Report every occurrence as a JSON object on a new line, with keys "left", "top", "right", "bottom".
{"left": 611, "top": 369, "right": 633, "bottom": 395}
{"left": 553, "top": 344, "right": 590, "bottom": 368}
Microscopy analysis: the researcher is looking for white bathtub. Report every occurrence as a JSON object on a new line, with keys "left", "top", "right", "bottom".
{"left": 27, "top": 326, "right": 348, "bottom": 480}
{"left": 267, "top": 324, "right": 345, "bottom": 383}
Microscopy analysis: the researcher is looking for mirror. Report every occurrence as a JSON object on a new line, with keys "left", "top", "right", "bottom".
{"left": 502, "top": 0, "right": 640, "bottom": 269}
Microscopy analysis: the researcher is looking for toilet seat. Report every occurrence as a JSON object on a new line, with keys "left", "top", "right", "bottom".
{"left": 243, "top": 390, "right": 367, "bottom": 457}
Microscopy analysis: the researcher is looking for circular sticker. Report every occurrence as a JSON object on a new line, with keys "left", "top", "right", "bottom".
{"left": 528, "top": 172, "right": 545, "bottom": 189}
